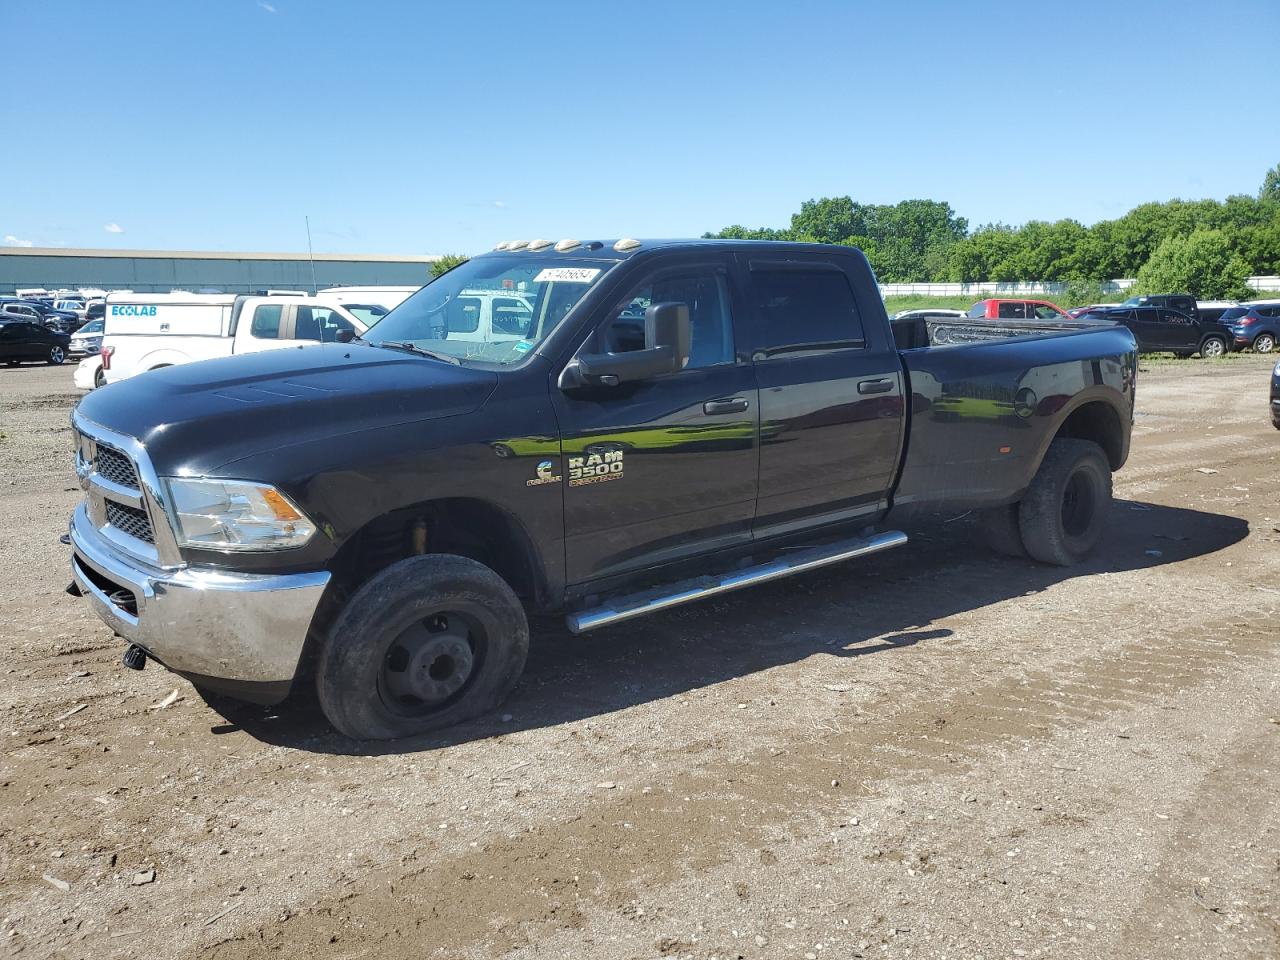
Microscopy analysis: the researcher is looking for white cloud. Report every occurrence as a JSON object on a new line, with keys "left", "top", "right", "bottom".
{"left": 4, "top": 235, "right": 34, "bottom": 247}
{"left": 493, "top": 200, "right": 506, "bottom": 208}
{"left": 258, "top": 1, "right": 277, "bottom": 12}
{"left": 104, "top": 223, "right": 124, "bottom": 234}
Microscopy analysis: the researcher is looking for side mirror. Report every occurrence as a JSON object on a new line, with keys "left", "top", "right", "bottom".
{"left": 335, "top": 328, "right": 357, "bottom": 343}
{"left": 565, "top": 302, "right": 691, "bottom": 388}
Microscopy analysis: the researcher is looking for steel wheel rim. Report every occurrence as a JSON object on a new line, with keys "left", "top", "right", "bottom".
{"left": 1061, "top": 469, "right": 1096, "bottom": 538}
{"left": 377, "top": 610, "right": 486, "bottom": 717}
{"left": 1256, "top": 335, "right": 1275, "bottom": 354}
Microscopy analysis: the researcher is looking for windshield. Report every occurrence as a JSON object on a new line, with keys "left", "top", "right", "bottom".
{"left": 364, "top": 255, "right": 615, "bottom": 364}
{"left": 77, "top": 319, "right": 104, "bottom": 334}
{"left": 341, "top": 303, "right": 390, "bottom": 325}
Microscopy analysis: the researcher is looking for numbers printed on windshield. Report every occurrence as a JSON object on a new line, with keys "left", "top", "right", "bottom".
{"left": 568, "top": 450, "right": 624, "bottom": 486}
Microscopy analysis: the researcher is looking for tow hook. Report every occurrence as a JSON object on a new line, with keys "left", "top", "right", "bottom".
{"left": 122, "top": 644, "right": 148, "bottom": 671}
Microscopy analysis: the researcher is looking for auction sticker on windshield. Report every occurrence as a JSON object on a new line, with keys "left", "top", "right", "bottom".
{"left": 534, "top": 267, "right": 602, "bottom": 283}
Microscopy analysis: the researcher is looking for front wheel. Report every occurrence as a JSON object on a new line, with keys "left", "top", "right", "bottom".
{"left": 1018, "top": 439, "right": 1112, "bottom": 566}
{"left": 47, "top": 345, "right": 66, "bottom": 365}
{"left": 1253, "top": 333, "right": 1276, "bottom": 354}
{"left": 94, "top": 367, "right": 106, "bottom": 388}
{"left": 316, "top": 554, "right": 529, "bottom": 740}
{"left": 1199, "top": 336, "right": 1227, "bottom": 358}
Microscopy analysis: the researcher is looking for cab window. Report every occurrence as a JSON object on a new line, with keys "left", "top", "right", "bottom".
{"left": 600, "top": 270, "right": 735, "bottom": 368}
{"left": 250, "top": 304, "right": 283, "bottom": 339}
{"left": 295, "top": 306, "right": 356, "bottom": 342}
{"left": 997, "top": 301, "right": 1027, "bottom": 319}
{"left": 750, "top": 267, "right": 863, "bottom": 358}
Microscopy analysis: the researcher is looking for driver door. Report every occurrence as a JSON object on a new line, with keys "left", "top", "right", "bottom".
{"left": 552, "top": 254, "right": 759, "bottom": 585}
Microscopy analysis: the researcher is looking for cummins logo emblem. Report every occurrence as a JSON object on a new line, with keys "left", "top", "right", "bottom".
{"left": 526, "top": 459, "right": 561, "bottom": 486}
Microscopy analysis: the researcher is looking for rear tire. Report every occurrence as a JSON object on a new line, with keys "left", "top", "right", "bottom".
{"left": 94, "top": 367, "right": 106, "bottom": 388}
{"left": 1018, "top": 439, "right": 1112, "bottom": 566}
{"left": 1253, "top": 333, "right": 1276, "bottom": 354}
{"left": 316, "top": 554, "right": 529, "bottom": 741}
{"left": 979, "top": 503, "right": 1026, "bottom": 558}
{"left": 1199, "top": 336, "right": 1227, "bottom": 358}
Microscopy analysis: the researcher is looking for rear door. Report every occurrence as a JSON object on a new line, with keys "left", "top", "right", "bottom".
{"left": 742, "top": 252, "right": 906, "bottom": 538}
{"left": 1159, "top": 309, "right": 1198, "bottom": 351}
{"left": 553, "top": 253, "right": 759, "bottom": 584}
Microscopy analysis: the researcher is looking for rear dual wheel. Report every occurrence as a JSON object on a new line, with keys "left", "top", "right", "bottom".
{"left": 316, "top": 554, "right": 528, "bottom": 741}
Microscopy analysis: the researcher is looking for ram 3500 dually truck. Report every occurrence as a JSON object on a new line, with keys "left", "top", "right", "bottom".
{"left": 67, "top": 240, "right": 1137, "bottom": 740}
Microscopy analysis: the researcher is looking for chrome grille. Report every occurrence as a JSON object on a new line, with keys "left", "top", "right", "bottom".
{"left": 105, "top": 501, "right": 155, "bottom": 544}
{"left": 94, "top": 445, "right": 139, "bottom": 490}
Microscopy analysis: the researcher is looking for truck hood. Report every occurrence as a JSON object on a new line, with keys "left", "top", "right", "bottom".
{"left": 76, "top": 344, "right": 498, "bottom": 474}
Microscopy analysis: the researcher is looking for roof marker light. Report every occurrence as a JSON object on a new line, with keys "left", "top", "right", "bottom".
{"left": 494, "top": 241, "right": 510, "bottom": 250}
{"left": 526, "top": 239, "right": 553, "bottom": 251}
{"left": 554, "top": 239, "right": 581, "bottom": 252}
{"left": 614, "top": 238, "right": 642, "bottom": 252}
{"left": 507, "top": 240, "right": 529, "bottom": 251}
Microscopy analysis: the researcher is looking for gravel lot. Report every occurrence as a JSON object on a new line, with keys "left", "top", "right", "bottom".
{"left": 1, "top": 356, "right": 1277, "bottom": 959}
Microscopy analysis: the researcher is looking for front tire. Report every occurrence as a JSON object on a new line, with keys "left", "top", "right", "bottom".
{"left": 1199, "top": 335, "right": 1227, "bottom": 358}
{"left": 316, "top": 554, "right": 529, "bottom": 740}
{"left": 47, "top": 345, "right": 66, "bottom": 365}
{"left": 1253, "top": 333, "right": 1276, "bottom": 354}
{"left": 94, "top": 367, "right": 106, "bottom": 388}
{"left": 1018, "top": 439, "right": 1112, "bottom": 566}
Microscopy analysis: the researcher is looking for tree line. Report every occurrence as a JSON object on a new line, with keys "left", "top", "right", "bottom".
{"left": 705, "top": 164, "right": 1280, "bottom": 298}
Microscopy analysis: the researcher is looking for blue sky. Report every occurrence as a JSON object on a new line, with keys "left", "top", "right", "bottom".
{"left": 3, "top": 0, "right": 1277, "bottom": 256}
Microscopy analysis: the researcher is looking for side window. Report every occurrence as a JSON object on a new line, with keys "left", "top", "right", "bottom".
{"left": 997, "top": 301, "right": 1026, "bottom": 319}
{"left": 341, "top": 303, "right": 388, "bottom": 325}
{"left": 1161, "top": 310, "right": 1188, "bottom": 324}
{"left": 446, "top": 297, "right": 481, "bottom": 333}
{"left": 1032, "top": 304, "right": 1060, "bottom": 319}
{"left": 966, "top": 302, "right": 989, "bottom": 318}
{"left": 296, "top": 306, "right": 356, "bottom": 342}
{"left": 750, "top": 267, "right": 863, "bottom": 358}
{"left": 490, "top": 297, "right": 533, "bottom": 336}
{"left": 250, "top": 303, "right": 283, "bottom": 339}
{"left": 600, "top": 270, "right": 735, "bottom": 368}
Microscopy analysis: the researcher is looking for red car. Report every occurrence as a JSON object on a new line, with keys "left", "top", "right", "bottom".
{"left": 966, "top": 298, "right": 1071, "bottom": 321}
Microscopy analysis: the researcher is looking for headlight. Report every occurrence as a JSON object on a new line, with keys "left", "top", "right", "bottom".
{"left": 164, "top": 478, "right": 317, "bottom": 551}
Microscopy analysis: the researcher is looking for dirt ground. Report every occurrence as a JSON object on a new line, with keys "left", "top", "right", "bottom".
{"left": 1, "top": 355, "right": 1277, "bottom": 960}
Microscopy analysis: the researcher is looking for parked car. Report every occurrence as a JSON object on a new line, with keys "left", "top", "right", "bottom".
{"left": 1271, "top": 358, "right": 1280, "bottom": 429}
{"left": 99, "top": 292, "right": 366, "bottom": 385}
{"left": 0, "top": 298, "right": 81, "bottom": 332}
{"left": 0, "top": 319, "right": 71, "bottom": 365}
{"left": 69, "top": 317, "right": 104, "bottom": 356}
{"left": 1121, "top": 293, "right": 1199, "bottom": 320}
{"left": 66, "top": 238, "right": 1137, "bottom": 740}
{"left": 73, "top": 354, "right": 105, "bottom": 391}
{"left": 1217, "top": 303, "right": 1279, "bottom": 354}
{"left": 84, "top": 299, "right": 106, "bottom": 323}
{"left": 1082, "top": 306, "right": 1228, "bottom": 357}
{"left": 54, "top": 298, "right": 88, "bottom": 319}
{"left": 966, "top": 298, "right": 1071, "bottom": 321}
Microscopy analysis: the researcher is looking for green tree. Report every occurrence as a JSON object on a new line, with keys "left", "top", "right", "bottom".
{"left": 1261, "top": 164, "right": 1280, "bottom": 203}
{"left": 430, "top": 253, "right": 469, "bottom": 278}
{"left": 1133, "top": 229, "right": 1252, "bottom": 299}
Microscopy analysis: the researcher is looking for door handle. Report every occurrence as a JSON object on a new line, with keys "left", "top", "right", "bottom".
{"left": 703, "top": 397, "right": 749, "bottom": 415}
{"left": 857, "top": 378, "right": 895, "bottom": 395}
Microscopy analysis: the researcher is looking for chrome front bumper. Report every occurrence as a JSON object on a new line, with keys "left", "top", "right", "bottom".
{"left": 69, "top": 503, "right": 331, "bottom": 690}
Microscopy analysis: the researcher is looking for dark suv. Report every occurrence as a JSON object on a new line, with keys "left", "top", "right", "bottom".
{"left": 1085, "top": 305, "right": 1227, "bottom": 357}
{"left": 1217, "top": 304, "right": 1279, "bottom": 354}
{"left": 1121, "top": 293, "right": 1199, "bottom": 320}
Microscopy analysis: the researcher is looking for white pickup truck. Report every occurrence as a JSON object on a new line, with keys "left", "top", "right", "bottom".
{"left": 97, "top": 292, "right": 365, "bottom": 386}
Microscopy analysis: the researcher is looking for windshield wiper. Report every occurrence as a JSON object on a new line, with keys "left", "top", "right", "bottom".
{"left": 376, "top": 340, "right": 462, "bottom": 365}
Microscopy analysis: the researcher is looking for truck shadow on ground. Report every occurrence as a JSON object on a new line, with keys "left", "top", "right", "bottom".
{"left": 204, "top": 498, "right": 1249, "bottom": 754}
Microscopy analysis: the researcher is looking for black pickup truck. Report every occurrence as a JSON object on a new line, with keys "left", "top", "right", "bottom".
{"left": 67, "top": 240, "right": 1137, "bottom": 739}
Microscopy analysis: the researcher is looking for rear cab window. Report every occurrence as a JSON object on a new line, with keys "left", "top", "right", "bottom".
{"left": 749, "top": 265, "right": 865, "bottom": 359}
{"left": 966, "top": 301, "right": 989, "bottom": 318}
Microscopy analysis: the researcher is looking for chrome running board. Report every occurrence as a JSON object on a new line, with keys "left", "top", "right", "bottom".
{"left": 566, "top": 530, "right": 908, "bottom": 634}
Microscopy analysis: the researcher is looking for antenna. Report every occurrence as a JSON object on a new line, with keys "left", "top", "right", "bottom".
{"left": 305, "top": 215, "right": 318, "bottom": 295}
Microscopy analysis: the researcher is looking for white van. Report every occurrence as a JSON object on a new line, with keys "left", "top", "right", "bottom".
{"left": 318, "top": 285, "right": 420, "bottom": 326}
{"left": 100, "top": 292, "right": 365, "bottom": 385}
